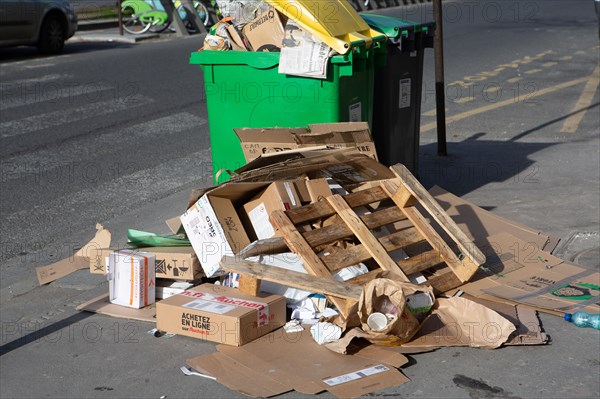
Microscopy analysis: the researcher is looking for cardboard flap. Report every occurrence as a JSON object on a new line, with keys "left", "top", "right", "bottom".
{"left": 76, "top": 294, "right": 157, "bottom": 323}
{"left": 36, "top": 224, "right": 111, "bottom": 285}
{"left": 186, "top": 327, "right": 410, "bottom": 398}
{"left": 429, "top": 186, "right": 560, "bottom": 253}
{"left": 186, "top": 352, "right": 290, "bottom": 397}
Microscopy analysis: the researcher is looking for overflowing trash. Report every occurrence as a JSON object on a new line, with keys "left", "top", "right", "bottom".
{"left": 34, "top": 122, "right": 600, "bottom": 397}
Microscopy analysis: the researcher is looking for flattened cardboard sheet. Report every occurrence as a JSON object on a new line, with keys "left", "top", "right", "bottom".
{"left": 187, "top": 327, "right": 409, "bottom": 398}
{"left": 76, "top": 294, "right": 156, "bottom": 323}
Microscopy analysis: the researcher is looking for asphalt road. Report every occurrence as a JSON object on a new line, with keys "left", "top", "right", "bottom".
{"left": 1, "top": 0, "right": 599, "bottom": 398}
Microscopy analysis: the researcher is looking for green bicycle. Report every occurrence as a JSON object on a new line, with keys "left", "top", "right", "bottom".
{"left": 121, "top": 0, "right": 214, "bottom": 34}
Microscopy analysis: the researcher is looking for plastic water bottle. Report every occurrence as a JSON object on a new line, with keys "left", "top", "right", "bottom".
{"left": 564, "top": 312, "right": 600, "bottom": 330}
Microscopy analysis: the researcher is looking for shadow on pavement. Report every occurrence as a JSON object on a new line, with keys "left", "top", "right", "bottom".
{"left": 419, "top": 134, "right": 556, "bottom": 197}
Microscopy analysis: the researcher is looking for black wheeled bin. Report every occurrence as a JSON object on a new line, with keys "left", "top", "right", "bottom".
{"left": 361, "top": 14, "right": 434, "bottom": 175}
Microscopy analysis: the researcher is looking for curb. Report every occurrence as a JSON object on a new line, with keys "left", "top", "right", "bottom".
{"left": 77, "top": 20, "right": 119, "bottom": 31}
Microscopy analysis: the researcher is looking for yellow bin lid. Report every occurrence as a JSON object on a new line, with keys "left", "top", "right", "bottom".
{"left": 266, "top": 0, "right": 384, "bottom": 54}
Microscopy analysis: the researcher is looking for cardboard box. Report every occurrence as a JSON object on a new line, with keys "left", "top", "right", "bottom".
{"left": 108, "top": 250, "right": 156, "bottom": 309}
{"left": 89, "top": 246, "right": 203, "bottom": 281}
{"left": 181, "top": 182, "right": 273, "bottom": 277}
{"left": 156, "top": 284, "right": 286, "bottom": 346}
{"left": 242, "top": 8, "right": 286, "bottom": 52}
{"left": 235, "top": 122, "right": 378, "bottom": 162}
{"left": 243, "top": 181, "right": 301, "bottom": 239}
{"left": 232, "top": 148, "right": 394, "bottom": 192}
{"left": 186, "top": 327, "right": 410, "bottom": 398}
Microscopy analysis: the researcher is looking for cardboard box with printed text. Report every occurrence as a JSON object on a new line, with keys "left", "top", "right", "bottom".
{"left": 90, "top": 246, "right": 203, "bottom": 281}
{"left": 156, "top": 283, "right": 286, "bottom": 346}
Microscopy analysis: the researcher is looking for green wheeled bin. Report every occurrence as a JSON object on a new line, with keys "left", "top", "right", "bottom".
{"left": 190, "top": 0, "right": 385, "bottom": 184}
{"left": 361, "top": 14, "right": 434, "bottom": 176}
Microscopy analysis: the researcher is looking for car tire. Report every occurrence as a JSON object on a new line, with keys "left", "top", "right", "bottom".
{"left": 37, "top": 14, "right": 65, "bottom": 55}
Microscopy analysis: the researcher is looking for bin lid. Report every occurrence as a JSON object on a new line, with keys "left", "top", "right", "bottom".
{"left": 360, "top": 14, "right": 422, "bottom": 40}
{"left": 265, "top": 0, "right": 385, "bottom": 54}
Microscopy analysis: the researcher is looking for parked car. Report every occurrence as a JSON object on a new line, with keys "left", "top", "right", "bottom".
{"left": 0, "top": 0, "right": 77, "bottom": 54}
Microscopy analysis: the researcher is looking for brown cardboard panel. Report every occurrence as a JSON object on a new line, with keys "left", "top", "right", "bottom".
{"left": 36, "top": 224, "right": 111, "bottom": 285}
{"left": 306, "top": 178, "right": 333, "bottom": 202}
{"left": 233, "top": 148, "right": 394, "bottom": 191}
{"left": 156, "top": 284, "right": 286, "bottom": 346}
{"left": 458, "top": 232, "right": 600, "bottom": 315}
{"left": 235, "top": 122, "right": 378, "bottom": 162}
{"left": 203, "top": 327, "right": 409, "bottom": 398}
{"left": 189, "top": 351, "right": 291, "bottom": 397}
{"left": 243, "top": 181, "right": 301, "bottom": 240}
{"left": 242, "top": 8, "right": 286, "bottom": 52}
{"left": 461, "top": 294, "right": 548, "bottom": 345}
{"left": 76, "top": 294, "right": 157, "bottom": 323}
{"left": 429, "top": 186, "right": 560, "bottom": 253}
{"left": 89, "top": 247, "right": 203, "bottom": 281}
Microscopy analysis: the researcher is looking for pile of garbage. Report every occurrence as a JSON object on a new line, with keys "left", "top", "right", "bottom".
{"left": 36, "top": 122, "right": 599, "bottom": 398}
{"left": 201, "top": 0, "right": 377, "bottom": 78}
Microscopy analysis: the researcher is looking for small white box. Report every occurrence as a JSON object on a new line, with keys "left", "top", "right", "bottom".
{"left": 108, "top": 250, "right": 156, "bottom": 309}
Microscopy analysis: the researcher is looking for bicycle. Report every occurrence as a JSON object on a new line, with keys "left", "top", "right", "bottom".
{"left": 120, "top": 0, "right": 213, "bottom": 35}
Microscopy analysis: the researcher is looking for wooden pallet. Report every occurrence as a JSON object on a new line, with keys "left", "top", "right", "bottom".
{"left": 223, "top": 164, "right": 486, "bottom": 317}
{"left": 261, "top": 163, "right": 486, "bottom": 317}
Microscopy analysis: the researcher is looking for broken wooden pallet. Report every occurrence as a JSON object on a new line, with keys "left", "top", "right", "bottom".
{"left": 260, "top": 163, "right": 486, "bottom": 317}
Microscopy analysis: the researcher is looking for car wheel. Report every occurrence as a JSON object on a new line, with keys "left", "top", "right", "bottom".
{"left": 37, "top": 14, "right": 65, "bottom": 55}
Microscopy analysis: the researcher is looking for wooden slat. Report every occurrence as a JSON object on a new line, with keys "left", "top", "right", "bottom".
{"left": 326, "top": 195, "right": 409, "bottom": 282}
{"left": 378, "top": 227, "right": 422, "bottom": 252}
{"left": 323, "top": 244, "right": 372, "bottom": 271}
{"left": 402, "top": 205, "right": 470, "bottom": 281}
{"left": 360, "top": 206, "right": 407, "bottom": 229}
{"left": 382, "top": 179, "right": 477, "bottom": 283}
{"left": 303, "top": 223, "right": 353, "bottom": 247}
{"left": 270, "top": 209, "right": 353, "bottom": 316}
{"left": 397, "top": 250, "right": 444, "bottom": 275}
{"left": 286, "top": 186, "right": 390, "bottom": 225}
{"left": 389, "top": 164, "right": 486, "bottom": 268}
{"left": 220, "top": 257, "right": 362, "bottom": 301}
{"left": 426, "top": 269, "right": 463, "bottom": 294}
{"left": 345, "top": 269, "right": 382, "bottom": 285}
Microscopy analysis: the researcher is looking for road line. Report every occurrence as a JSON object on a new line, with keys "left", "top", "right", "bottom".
{"left": 420, "top": 75, "right": 590, "bottom": 133}
{"left": 1, "top": 112, "right": 207, "bottom": 179}
{"left": 0, "top": 82, "right": 113, "bottom": 111}
{"left": 0, "top": 95, "right": 153, "bottom": 138}
{"left": 542, "top": 62, "right": 558, "bottom": 68}
{"left": 422, "top": 108, "right": 447, "bottom": 117}
{"left": 524, "top": 68, "right": 543, "bottom": 75}
{"left": 1, "top": 149, "right": 212, "bottom": 256}
{"left": 560, "top": 64, "right": 600, "bottom": 133}
{"left": 0, "top": 74, "right": 72, "bottom": 88}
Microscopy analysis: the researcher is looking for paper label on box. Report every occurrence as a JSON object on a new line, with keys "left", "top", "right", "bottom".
{"left": 249, "top": 202, "right": 275, "bottom": 239}
{"left": 349, "top": 102, "right": 362, "bottom": 122}
{"left": 398, "top": 78, "right": 411, "bottom": 109}
{"left": 323, "top": 365, "right": 390, "bottom": 386}
{"left": 283, "top": 182, "right": 297, "bottom": 207}
{"left": 179, "top": 291, "right": 270, "bottom": 326}
{"left": 183, "top": 298, "right": 237, "bottom": 314}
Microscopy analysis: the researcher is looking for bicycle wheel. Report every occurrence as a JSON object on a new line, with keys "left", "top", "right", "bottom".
{"left": 194, "top": 1, "right": 213, "bottom": 27}
{"left": 121, "top": 6, "right": 151, "bottom": 34}
{"left": 149, "top": 18, "right": 171, "bottom": 33}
